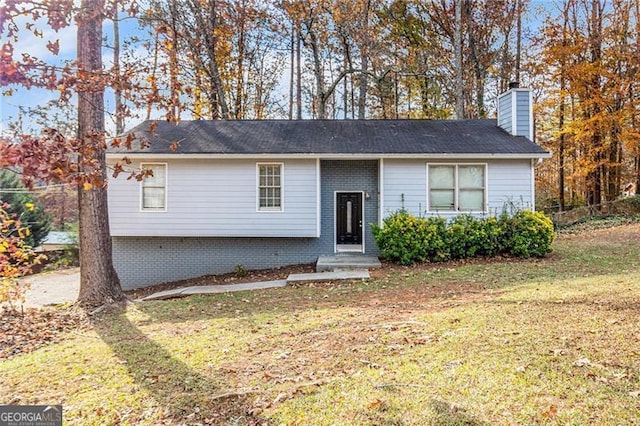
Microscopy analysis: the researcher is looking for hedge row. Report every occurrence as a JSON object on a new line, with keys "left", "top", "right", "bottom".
{"left": 371, "top": 210, "right": 554, "bottom": 265}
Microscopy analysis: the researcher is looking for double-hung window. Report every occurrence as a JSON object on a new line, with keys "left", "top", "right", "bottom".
{"left": 428, "top": 164, "right": 486, "bottom": 212}
{"left": 257, "top": 163, "right": 282, "bottom": 211}
{"left": 141, "top": 163, "right": 167, "bottom": 211}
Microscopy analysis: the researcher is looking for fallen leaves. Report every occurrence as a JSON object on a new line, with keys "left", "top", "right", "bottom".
{"left": 0, "top": 306, "right": 89, "bottom": 359}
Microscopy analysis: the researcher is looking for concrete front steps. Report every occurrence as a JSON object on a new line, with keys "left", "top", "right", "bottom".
{"left": 315, "top": 254, "right": 381, "bottom": 272}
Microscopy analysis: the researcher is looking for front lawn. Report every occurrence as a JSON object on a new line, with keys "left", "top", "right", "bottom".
{"left": 1, "top": 223, "right": 639, "bottom": 425}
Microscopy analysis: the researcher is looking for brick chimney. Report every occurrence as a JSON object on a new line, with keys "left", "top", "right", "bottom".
{"left": 497, "top": 82, "right": 534, "bottom": 142}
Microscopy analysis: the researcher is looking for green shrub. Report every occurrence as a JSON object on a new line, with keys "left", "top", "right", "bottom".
{"left": 371, "top": 211, "right": 448, "bottom": 265}
{"left": 504, "top": 210, "right": 555, "bottom": 258}
{"left": 446, "top": 215, "right": 506, "bottom": 259}
{"left": 373, "top": 209, "right": 555, "bottom": 264}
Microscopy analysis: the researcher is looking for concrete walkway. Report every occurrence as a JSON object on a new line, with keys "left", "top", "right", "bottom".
{"left": 20, "top": 268, "right": 80, "bottom": 308}
{"left": 142, "top": 270, "right": 370, "bottom": 301}
{"left": 16, "top": 267, "right": 373, "bottom": 305}
{"left": 140, "top": 280, "right": 288, "bottom": 301}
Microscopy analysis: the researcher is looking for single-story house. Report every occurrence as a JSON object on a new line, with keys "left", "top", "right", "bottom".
{"left": 107, "top": 86, "right": 550, "bottom": 289}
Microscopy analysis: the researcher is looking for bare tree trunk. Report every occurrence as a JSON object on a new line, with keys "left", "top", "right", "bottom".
{"left": 234, "top": 0, "right": 246, "bottom": 120}
{"left": 296, "top": 21, "right": 302, "bottom": 120}
{"left": 289, "top": 21, "right": 294, "bottom": 120}
{"left": 515, "top": 0, "right": 521, "bottom": 83}
{"left": 454, "top": 0, "right": 464, "bottom": 119}
{"left": 558, "top": 1, "right": 568, "bottom": 212}
{"left": 168, "top": 1, "right": 180, "bottom": 122}
{"left": 357, "top": 0, "right": 371, "bottom": 120}
{"left": 207, "top": 0, "right": 230, "bottom": 119}
{"left": 77, "top": 0, "right": 124, "bottom": 307}
{"left": 112, "top": 1, "right": 123, "bottom": 135}
{"left": 307, "top": 29, "right": 327, "bottom": 119}
{"left": 343, "top": 55, "right": 348, "bottom": 119}
{"left": 146, "top": 30, "right": 159, "bottom": 121}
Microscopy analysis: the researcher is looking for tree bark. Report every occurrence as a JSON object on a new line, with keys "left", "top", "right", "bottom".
{"left": 77, "top": 0, "right": 124, "bottom": 307}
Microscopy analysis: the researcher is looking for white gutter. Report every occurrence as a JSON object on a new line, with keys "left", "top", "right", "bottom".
{"left": 106, "top": 152, "right": 552, "bottom": 160}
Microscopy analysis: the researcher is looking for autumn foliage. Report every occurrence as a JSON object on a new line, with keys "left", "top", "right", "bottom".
{"left": 0, "top": 204, "right": 43, "bottom": 306}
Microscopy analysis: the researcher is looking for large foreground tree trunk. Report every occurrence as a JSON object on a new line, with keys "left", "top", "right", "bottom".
{"left": 77, "top": 0, "right": 124, "bottom": 307}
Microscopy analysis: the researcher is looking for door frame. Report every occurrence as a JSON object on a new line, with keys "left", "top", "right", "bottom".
{"left": 334, "top": 190, "right": 365, "bottom": 253}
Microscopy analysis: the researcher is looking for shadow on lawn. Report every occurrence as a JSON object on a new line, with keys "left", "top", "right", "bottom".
{"left": 428, "top": 399, "right": 490, "bottom": 425}
{"left": 92, "top": 306, "right": 263, "bottom": 425}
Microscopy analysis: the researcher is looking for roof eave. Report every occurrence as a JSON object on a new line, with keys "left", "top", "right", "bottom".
{"left": 106, "top": 152, "right": 552, "bottom": 160}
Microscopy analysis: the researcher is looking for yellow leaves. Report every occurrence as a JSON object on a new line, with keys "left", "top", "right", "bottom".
{"left": 24, "top": 202, "right": 35, "bottom": 211}
{"left": 82, "top": 182, "right": 93, "bottom": 191}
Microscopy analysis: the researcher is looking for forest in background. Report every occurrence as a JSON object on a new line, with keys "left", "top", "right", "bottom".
{"left": 5, "top": 0, "right": 640, "bottom": 213}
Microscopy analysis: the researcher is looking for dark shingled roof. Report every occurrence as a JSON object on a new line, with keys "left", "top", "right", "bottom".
{"left": 112, "top": 119, "right": 549, "bottom": 156}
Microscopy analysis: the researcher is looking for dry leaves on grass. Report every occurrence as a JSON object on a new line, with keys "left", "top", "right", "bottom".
{"left": 0, "top": 306, "right": 89, "bottom": 359}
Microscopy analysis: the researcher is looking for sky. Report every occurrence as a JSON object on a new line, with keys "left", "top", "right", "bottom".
{"left": 0, "top": 0, "right": 555, "bottom": 137}
{"left": 0, "top": 10, "right": 145, "bottom": 136}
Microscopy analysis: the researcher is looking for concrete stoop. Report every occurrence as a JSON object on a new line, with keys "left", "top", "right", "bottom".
{"left": 316, "top": 255, "right": 381, "bottom": 272}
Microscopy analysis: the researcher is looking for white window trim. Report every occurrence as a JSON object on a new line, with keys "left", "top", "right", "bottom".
{"left": 256, "top": 162, "right": 284, "bottom": 212}
{"left": 426, "top": 163, "right": 488, "bottom": 213}
{"left": 139, "top": 162, "right": 168, "bottom": 212}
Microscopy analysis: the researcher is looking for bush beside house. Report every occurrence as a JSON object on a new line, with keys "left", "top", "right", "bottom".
{"left": 372, "top": 210, "right": 554, "bottom": 265}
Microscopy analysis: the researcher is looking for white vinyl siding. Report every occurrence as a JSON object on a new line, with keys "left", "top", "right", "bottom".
{"left": 258, "top": 163, "right": 283, "bottom": 211}
{"left": 109, "top": 159, "right": 317, "bottom": 237}
{"left": 383, "top": 159, "right": 533, "bottom": 219}
{"left": 141, "top": 163, "right": 166, "bottom": 211}
{"left": 427, "top": 164, "right": 486, "bottom": 213}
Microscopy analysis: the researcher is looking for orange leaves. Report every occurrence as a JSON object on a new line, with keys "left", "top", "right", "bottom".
{"left": 46, "top": 39, "right": 60, "bottom": 55}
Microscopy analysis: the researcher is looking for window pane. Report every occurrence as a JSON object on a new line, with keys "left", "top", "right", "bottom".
{"left": 429, "top": 166, "right": 455, "bottom": 188}
{"left": 144, "top": 164, "right": 165, "bottom": 185}
{"left": 459, "top": 189, "right": 484, "bottom": 211}
{"left": 459, "top": 165, "right": 484, "bottom": 188}
{"left": 143, "top": 187, "right": 165, "bottom": 209}
{"left": 430, "top": 189, "right": 455, "bottom": 210}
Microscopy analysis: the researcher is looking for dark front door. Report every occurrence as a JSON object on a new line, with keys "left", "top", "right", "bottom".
{"left": 336, "top": 192, "right": 362, "bottom": 245}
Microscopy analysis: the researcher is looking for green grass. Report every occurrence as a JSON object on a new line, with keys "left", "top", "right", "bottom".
{"left": 1, "top": 224, "right": 640, "bottom": 425}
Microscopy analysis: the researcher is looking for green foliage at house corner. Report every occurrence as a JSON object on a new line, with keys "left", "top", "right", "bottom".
{"left": 373, "top": 210, "right": 554, "bottom": 265}
{"left": 0, "top": 170, "right": 51, "bottom": 248}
